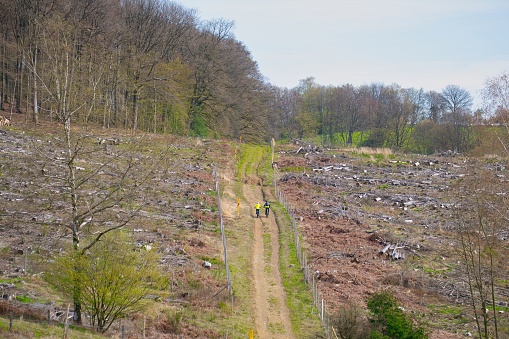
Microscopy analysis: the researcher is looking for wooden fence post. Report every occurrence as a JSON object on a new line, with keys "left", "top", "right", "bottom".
{"left": 63, "top": 304, "right": 70, "bottom": 339}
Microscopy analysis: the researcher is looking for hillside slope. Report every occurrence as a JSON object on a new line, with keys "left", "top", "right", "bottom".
{"left": 0, "top": 116, "right": 324, "bottom": 338}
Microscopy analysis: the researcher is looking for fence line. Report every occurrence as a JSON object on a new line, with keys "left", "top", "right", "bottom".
{"left": 274, "top": 166, "right": 334, "bottom": 339}
{"left": 0, "top": 304, "right": 176, "bottom": 338}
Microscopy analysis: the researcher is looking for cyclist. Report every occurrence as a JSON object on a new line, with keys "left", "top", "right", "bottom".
{"left": 264, "top": 201, "right": 270, "bottom": 217}
{"left": 254, "top": 202, "right": 261, "bottom": 218}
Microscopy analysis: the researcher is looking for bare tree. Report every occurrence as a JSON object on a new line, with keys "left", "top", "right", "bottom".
{"left": 426, "top": 90, "right": 446, "bottom": 123}
{"left": 332, "top": 84, "right": 365, "bottom": 146}
{"left": 267, "top": 85, "right": 300, "bottom": 140}
{"left": 453, "top": 164, "right": 509, "bottom": 339}
{"left": 441, "top": 85, "right": 473, "bottom": 122}
{"left": 481, "top": 72, "right": 509, "bottom": 121}
{"left": 20, "top": 7, "right": 165, "bottom": 323}
{"left": 439, "top": 85, "right": 474, "bottom": 151}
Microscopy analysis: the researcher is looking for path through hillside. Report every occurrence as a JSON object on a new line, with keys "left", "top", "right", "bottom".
{"left": 219, "top": 146, "right": 295, "bottom": 338}
{"left": 244, "top": 182, "right": 294, "bottom": 339}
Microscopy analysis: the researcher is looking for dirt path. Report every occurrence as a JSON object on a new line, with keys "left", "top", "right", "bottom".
{"left": 244, "top": 183, "right": 294, "bottom": 339}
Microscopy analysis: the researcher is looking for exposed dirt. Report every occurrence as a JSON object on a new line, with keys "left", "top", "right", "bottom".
{"left": 273, "top": 143, "right": 509, "bottom": 338}
{"left": 245, "top": 184, "right": 294, "bottom": 339}
{"left": 0, "top": 115, "right": 232, "bottom": 338}
{"left": 216, "top": 149, "right": 295, "bottom": 338}
{"left": 2, "top": 114, "right": 509, "bottom": 338}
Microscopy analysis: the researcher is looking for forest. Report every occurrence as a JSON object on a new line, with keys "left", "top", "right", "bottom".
{"left": 1, "top": 0, "right": 508, "bottom": 151}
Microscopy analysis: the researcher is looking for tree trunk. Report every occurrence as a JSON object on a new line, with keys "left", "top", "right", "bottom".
{"left": 32, "top": 46, "right": 39, "bottom": 125}
{"left": 1, "top": 30, "right": 6, "bottom": 111}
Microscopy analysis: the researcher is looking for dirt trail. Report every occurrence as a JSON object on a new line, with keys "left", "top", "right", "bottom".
{"left": 244, "top": 183, "right": 294, "bottom": 339}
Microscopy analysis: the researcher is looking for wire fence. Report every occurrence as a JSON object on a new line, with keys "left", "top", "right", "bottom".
{"left": 3, "top": 150, "right": 338, "bottom": 338}
{"left": 0, "top": 302, "right": 175, "bottom": 338}
{"left": 274, "top": 166, "right": 335, "bottom": 339}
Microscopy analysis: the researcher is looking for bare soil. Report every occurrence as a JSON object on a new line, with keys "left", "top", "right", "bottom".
{"left": 2, "top": 114, "right": 509, "bottom": 338}
{"left": 245, "top": 184, "right": 294, "bottom": 339}
{"left": 273, "top": 143, "right": 509, "bottom": 338}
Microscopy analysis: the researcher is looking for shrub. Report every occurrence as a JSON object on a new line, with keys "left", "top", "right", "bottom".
{"left": 367, "top": 291, "right": 428, "bottom": 339}
{"left": 330, "top": 303, "right": 371, "bottom": 339}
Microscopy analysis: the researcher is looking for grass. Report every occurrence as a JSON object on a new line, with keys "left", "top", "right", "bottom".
{"left": 273, "top": 203, "right": 325, "bottom": 338}
{"left": 279, "top": 166, "right": 308, "bottom": 173}
{"left": 262, "top": 231, "right": 272, "bottom": 273}
{"left": 0, "top": 316, "right": 105, "bottom": 339}
{"left": 195, "top": 141, "right": 268, "bottom": 336}
{"left": 256, "top": 143, "right": 325, "bottom": 338}
{"left": 233, "top": 141, "right": 325, "bottom": 338}
{"left": 430, "top": 305, "right": 463, "bottom": 316}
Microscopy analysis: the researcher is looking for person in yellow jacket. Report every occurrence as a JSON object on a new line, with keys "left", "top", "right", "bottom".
{"left": 254, "top": 203, "right": 261, "bottom": 218}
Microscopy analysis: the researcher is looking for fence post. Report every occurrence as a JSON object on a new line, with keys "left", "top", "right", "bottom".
{"left": 276, "top": 166, "right": 333, "bottom": 338}
{"left": 214, "top": 166, "right": 232, "bottom": 297}
{"left": 9, "top": 311, "right": 13, "bottom": 332}
{"left": 63, "top": 304, "right": 70, "bottom": 339}
{"left": 143, "top": 314, "right": 146, "bottom": 338}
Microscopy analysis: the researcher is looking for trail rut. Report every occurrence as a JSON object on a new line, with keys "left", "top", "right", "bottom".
{"left": 244, "top": 183, "right": 294, "bottom": 339}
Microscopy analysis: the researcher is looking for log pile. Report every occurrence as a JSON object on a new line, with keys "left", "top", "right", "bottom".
{"left": 380, "top": 243, "right": 405, "bottom": 260}
{"left": 0, "top": 116, "right": 11, "bottom": 126}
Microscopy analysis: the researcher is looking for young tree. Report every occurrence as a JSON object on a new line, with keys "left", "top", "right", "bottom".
{"left": 367, "top": 291, "right": 428, "bottom": 339}
{"left": 46, "top": 231, "right": 167, "bottom": 333}
{"left": 20, "top": 9, "right": 167, "bottom": 323}
{"left": 453, "top": 161, "right": 509, "bottom": 339}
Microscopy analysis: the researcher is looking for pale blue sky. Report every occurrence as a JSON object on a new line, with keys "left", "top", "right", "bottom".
{"left": 179, "top": 0, "right": 509, "bottom": 108}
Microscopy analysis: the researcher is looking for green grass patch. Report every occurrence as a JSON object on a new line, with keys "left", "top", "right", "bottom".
{"left": 16, "top": 294, "right": 35, "bottom": 303}
{"left": 430, "top": 304, "right": 463, "bottom": 316}
{"left": 423, "top": 265, "right": 453, "bottom": 276}
{"left": 279, "top": 166, "right": 308, "bottom": 173}
{"left": 272, "top": 202, "right": 325, "bottom": 338}
{"left": 0, "top": 277, "right": 22, "bottom": 285}
{"left": 0, "top": 316, "right": 105, "bottom": 338}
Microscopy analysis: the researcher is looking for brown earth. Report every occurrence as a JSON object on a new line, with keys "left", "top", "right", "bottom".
{"left": 245, "top": 184, "right": 294, "bottom": 339}
{"left": 272, "top": 143, "right": 509, "bottom": 338}
{"left": 2, "top": 113, "right": 508, "bottom": 338}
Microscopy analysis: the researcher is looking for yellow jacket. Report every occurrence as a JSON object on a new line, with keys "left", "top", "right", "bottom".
{"left": 254, "top": 203, "right": 261, "bottom": 210}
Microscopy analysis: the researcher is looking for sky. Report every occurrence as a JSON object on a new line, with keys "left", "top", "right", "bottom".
{"left": 179, "top": 0, "right": 509, "bottom": 108}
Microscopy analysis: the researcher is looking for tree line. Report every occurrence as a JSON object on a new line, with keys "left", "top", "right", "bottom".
{"left": 0, "top": 0, "right": 269, "bottom": 141}
{"left": 1, "top": 0, "right": 508, "bottom": 150}
{"left": 270, "top": 77, "right": 486, "bottom": 153}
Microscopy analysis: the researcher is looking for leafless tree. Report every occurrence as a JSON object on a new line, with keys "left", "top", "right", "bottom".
{"left": 439, "top": 85, "right": 474, "bottom": 151}
{"left": 267, "top": 85, "right": 300, "bottom": 140}
{"left": 481, "top": 72, "right": 509, "bottom": 122}
{"left": 441, "top": 85, "right": 473, "bottom": 122}
{"left": 331, "top": 84, "right": 365, "bottom": 146}
{"left": 425, "top": 90, "right": 446, "bottom": 123}
{"left": 453, "top": 164, "right": 509, "bottom": 339}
